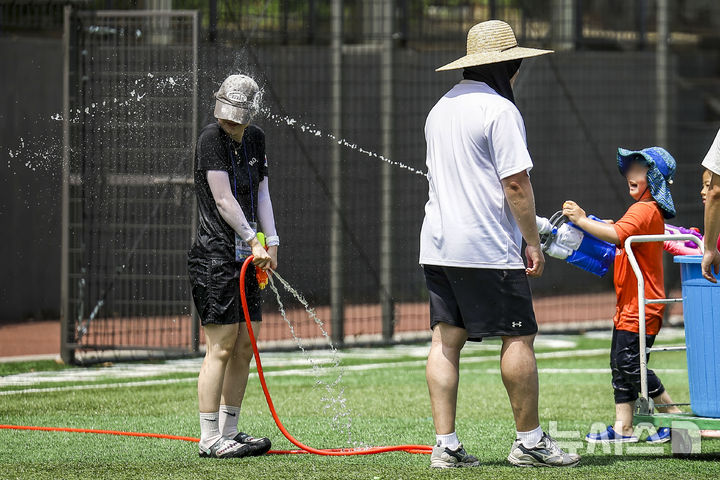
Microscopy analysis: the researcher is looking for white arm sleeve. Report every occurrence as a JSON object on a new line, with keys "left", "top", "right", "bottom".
{"left": 257, "top": 177, "right": 278, "bottom": 238}
{"left": 206, "top": 170, "right": 256, "bottom": 243}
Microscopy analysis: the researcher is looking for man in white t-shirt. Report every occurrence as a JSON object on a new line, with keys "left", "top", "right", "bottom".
{"left": 421, "top": 20, "right": 580, "bottom": 469}
{"left": 702, "top": 129, "right": 720, "bottom": 282}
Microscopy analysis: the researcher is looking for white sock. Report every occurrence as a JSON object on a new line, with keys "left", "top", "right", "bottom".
{"left": 436, "top": 431, "right": 460, "bottom": 450}
{"left": 219, "top": 405, "right": 241, "bottom": 439}
{"left": 199, "top": 412, "right": 221, "bottom": 449}
{"left": 517, "top": 425, "right": 543, "bottom": 448}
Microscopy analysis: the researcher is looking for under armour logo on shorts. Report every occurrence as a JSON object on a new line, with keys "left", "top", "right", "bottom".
{"left": 512, "top": 321, "right": 522, "bottom": 328}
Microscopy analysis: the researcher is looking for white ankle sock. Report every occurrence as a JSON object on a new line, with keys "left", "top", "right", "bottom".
{"left": 517, "top": 425, "right": 543, "bottom": 448}
{"left": 219, "top": 405, "right": 241, "bottom": 438}
{"left": 199, "top": 412, "right": 221, "bottom": 449}
{"left": 436, "top": 432, "right": 460, "bottom": 450}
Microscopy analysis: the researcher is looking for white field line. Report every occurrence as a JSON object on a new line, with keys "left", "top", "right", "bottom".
{"left": 0, "top": 338, "right": 585, "bottom": 387}
{"left": 0, "top": 357, "right": 334, "bottom": 387}
{"left": 0, "top": 347, "right": 619, "bottom": 396}
{"left": 2, "top": 346, "right": 608, "bottom": 387}
{"left": 465, "top": 368, "right": 687, "bottom": 375}
{"left": 0, "top": 378, "right": 194, "bottom": 396}
{"left": 0, "top": 354, "right": 60, "bottom": 363}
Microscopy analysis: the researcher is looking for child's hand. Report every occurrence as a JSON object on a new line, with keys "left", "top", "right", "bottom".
{"left": 562, "top": 200, "right": 587, "bottom": 224}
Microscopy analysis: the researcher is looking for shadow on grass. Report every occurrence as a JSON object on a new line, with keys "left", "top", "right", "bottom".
{"left": 477, "top": 451, "right": 720, "bottom": 468}
{"left": 579, "top": 451, "right": 720, "bottom": 465}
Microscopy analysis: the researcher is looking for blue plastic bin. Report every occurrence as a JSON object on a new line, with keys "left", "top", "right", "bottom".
{"left": 674, "top": 255, "right": 720, "bottom": 418}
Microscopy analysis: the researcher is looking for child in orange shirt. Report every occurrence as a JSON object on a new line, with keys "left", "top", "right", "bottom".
{"left": 563, "top": 147, "right": 681, "bottom": 444}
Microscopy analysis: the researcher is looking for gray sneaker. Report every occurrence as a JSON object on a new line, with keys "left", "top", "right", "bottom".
{"left": 507, "top": 433, "right": 580, "bottom": 467}
{"left": 430, "top": 443, "right": 480, "bottom": 469}
{"left": 199, "top": 437, "right": 252, "bottom": 458}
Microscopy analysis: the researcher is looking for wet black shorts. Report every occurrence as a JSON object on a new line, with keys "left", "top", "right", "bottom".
{"left": 610, "top": 327, "right": 665, "bottom": 404}
{"left": 188, "top": 256, "right": 263, "bottom": 325}
{"left": 423, "top": 265, "right": 538, "bottom": 342}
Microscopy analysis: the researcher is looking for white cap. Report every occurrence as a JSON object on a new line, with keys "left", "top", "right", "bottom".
{"left": 213, "top": 74, "right": 261, "bottom": 124}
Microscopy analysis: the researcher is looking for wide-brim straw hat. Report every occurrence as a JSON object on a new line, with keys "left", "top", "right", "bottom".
{"left": 436, "top": 20, "right": 553, "bottom": 71}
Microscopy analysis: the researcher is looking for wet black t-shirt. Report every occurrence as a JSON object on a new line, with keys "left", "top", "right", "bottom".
{"left": 189, "top": 122, "right": 268, "bottom": 261}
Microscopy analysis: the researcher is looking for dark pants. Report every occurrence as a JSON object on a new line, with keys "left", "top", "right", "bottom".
{"left": 610, "top": 327, "right": 666, "bottom": 404}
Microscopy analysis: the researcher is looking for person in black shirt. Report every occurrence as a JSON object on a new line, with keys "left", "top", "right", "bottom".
{"left": 188, "top": 74, "right": 278, "bottom": 458}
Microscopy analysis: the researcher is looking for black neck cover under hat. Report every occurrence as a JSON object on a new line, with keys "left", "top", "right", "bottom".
{"left": 463, "top": 59, "right": 522, "bottom": 104}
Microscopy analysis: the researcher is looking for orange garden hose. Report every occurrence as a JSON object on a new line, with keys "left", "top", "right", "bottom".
{"left": 0, "top": 255, "right": 431, "bottom": 456}
{"left": 239, "top": 255, "right": 431, "bottom": 456}
{"left": 0, "top": 425, "right": 199, "bottom": 443}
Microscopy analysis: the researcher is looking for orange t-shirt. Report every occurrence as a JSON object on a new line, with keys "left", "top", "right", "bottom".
{"left": 612, "top": 200, "right": 666, "bottom": 335}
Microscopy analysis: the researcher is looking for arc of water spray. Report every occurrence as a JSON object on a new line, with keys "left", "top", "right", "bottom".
{"left": 262, "top": 109, "right": 428, "bottom": 178}
{"left": 267, "top": 272, "right": 360, "bottom": 447}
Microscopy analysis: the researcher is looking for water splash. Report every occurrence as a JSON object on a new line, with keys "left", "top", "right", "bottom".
{"left": 4, "top": 73, "right": 191, "bottom": 177}
{"left": 272, "top": 271, "right": 335, "bottom": 348}
{"left": 5, "top": 136, "right": 61, "bottom": 173}
{"left": 268, "top": 272, "right": 363, "bottom": 447}
{"left": 47, "top": 73, "right": 190, "bottom": 125}
{"left": 8, "top": 71, "right": 424, "bottom": 185}
{"left": 262, "top": 108, "right": 428, "bottom": 178}
{"left": 4, "top": 73, "right": 195, "bottom": 340}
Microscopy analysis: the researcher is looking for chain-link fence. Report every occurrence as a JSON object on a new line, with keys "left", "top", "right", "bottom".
{"left": 60, "top": 9, "right": 199, "bottom": 363}
{"left": 193, "top": 0, "right": 720, "bottom": 350}
{"left": 3, "top": 0, "right": 720, "bottom": 362}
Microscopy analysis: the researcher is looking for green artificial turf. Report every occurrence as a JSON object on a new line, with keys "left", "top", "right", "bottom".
{"left": 1, "top": 333, "right": 719, "bottom": 479}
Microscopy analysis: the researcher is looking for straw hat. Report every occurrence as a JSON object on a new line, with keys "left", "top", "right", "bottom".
{"left": 436, "top": 20, "right": 553, "bottom": 71}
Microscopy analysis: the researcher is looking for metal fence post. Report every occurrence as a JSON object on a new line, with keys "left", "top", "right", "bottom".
{"left": 656, "top": 0, "right": 669, "bottom": 148}
{"left": 190, "top": 10, "right": 200, "bottom": 354}
{"left": 60, "top": 5, "right": 74, "bottom": 364}
{"left": 209, "top": 0, "right": 217, "bottom": 42}
{"left": 636, "top": 0, "right": 648, "bottom": 50}
{"left": 330, "top": 0, "right": 344, "bottom": 345}
{"left": 380, "top": 0, "right": 395, "bottom": 341}
{"left": 574, "top": 0, "right": 584, "bottom": 49}
{"left": 551, "top": 0, "right": 575, "bottom": 51}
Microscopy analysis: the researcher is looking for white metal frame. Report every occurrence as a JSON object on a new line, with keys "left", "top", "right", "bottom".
{"left": 625, "top": 234, "right": 704, "bottom": 401}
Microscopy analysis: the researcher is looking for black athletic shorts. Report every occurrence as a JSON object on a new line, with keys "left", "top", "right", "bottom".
{"left": 188, "top": 256, "right": 263, "bottom": 325}
{"left": 423, "top": 265, "right": 538, "bottom": 341}
{"left": 610, "top": 327, "right": 666, "bottom": 404}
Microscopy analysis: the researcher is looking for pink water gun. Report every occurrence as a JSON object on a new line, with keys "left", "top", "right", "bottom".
{"left": 664, "top": 224, "right": 703, "bottom": 256}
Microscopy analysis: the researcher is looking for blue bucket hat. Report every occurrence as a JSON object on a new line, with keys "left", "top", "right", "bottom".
{"left": 617, "top": 147, "right": 676, "bottom": 219}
